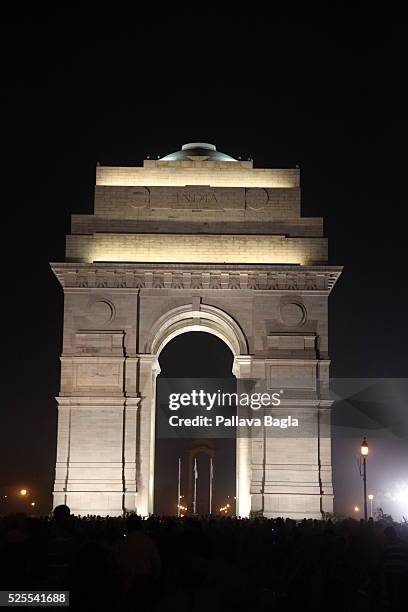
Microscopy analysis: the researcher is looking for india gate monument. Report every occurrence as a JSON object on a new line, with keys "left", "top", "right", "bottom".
{"left": 51, "top": 142, "right": 342, "bottom": 518}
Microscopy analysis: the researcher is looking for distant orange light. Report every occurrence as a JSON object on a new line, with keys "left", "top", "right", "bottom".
{"left": 30, "top": 502, "right": 36, "bottom": 507}
{"left": 20, "top": 489, "right": 27, "bottom": 496}
{"left": 354, "top": 506, "right": 359, "bottom": 512}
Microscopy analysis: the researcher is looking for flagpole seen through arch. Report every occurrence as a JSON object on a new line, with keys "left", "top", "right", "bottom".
{"left": 209, "top": 457, "right": 213, "bottom": 515}
{"left": 193, "top": 457, "right": 198, "bottom": 514}
{"left": 177, "top": 457, "right": 181, "bottom": 517}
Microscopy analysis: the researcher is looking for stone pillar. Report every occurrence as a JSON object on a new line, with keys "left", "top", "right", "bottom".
{"left": 122, "top": 397, "right": 140, "bottom": 512}
{"left": 318, "top": 402, "right": 334, "bottom": 513}
{"left": 260, "top": 404, "right": 327, "bottom": 519}
{"left": 136, "top": 354, "right": 160, "bottom": 516}
{"left": 232, "top": 356, "right": 334, "bottom": 519}
{"left": 53, "top": 400, "right": 71, "bottom": 507}
{"left": 53, "top": 396, "right": 126, "bottom": 516}
{"left": 233, "top": 355, "right": 253, "bottom": 517}
{"left": 123, "top": 356, "right": 140, "bottom": 512}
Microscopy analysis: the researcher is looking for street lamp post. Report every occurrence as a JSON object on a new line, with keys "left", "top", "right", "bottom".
{"left": 361, "top": 438, "right": 369, "bottom": 521}
{"left": 368, "top": 494, "right": 374, "bottom": 518}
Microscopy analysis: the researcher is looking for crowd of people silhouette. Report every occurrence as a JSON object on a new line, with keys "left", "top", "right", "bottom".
{"left": 0, "top": 506, "right": 407, "bottom": 610}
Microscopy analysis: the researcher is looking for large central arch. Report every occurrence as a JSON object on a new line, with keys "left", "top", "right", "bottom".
{"left": 138, "top": 303, "right": 251, "bottom": 517}
{"left": 147, "top": 303, "right": 249, "bottom": 360}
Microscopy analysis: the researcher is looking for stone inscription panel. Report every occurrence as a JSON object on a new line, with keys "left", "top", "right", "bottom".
{"left": 75, "top": 331, "right": 124, "bottom": 355}
{"left": 74, "top": 359, "right": 123, "bottom": 391}
{"left": 94, "top": 185, "right": 301, "bottom": 217}
{"left": 267, "top": 364, "right": 316, "bottom": 390}
{"left": 148, "top": 187, "right": 244, "bottom": 210}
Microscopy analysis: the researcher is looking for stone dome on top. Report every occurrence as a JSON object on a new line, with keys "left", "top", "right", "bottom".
{"left": 160, "top": 142, "right": 237, "bottom": 162}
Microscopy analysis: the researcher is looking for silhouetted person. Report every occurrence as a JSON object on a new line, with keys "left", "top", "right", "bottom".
{"left": 67, "top": 540, "right": 120, "bottom": 609}
{"left": 47, "top": 505, "right": 78, "bottom": 588}
{"left": 115, "top": 514, "right": 161, "bottom": 610}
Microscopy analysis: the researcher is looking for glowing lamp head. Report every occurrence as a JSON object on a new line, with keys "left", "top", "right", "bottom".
{"left": 20, "top": 489, "right": 27, "bottom": 496}
{"left": 354, "top": 506, "right": 359, "bottom": 512}
{"left": 361, "top": 438, "right": 369, "bottom": 457}
{"left": 368, "top": 494, "right": 374, "bottom": 501}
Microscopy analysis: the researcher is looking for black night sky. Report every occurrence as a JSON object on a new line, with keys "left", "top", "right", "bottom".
{"left": 1, "top": 12, "right": 407, "bottom": 518}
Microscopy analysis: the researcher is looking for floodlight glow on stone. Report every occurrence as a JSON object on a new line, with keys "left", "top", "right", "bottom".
{"left": 51, "top": 139, "right": 341, "bottom": 519}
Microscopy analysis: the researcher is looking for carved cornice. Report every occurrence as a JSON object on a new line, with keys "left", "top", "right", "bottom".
{"left": 51, "top": 263, "right": 342, "bottom": 293}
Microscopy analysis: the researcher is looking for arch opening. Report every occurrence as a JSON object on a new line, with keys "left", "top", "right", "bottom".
{"left": 154, "top": 332, "right": 237, "bottom": 516}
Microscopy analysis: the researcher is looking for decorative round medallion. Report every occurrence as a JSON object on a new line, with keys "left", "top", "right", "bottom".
{"left": 280, "top": 302, "right": 306, "bottom": 327}
{"left": 245, "top": 188, "right": 268, "bottom": 210}
{"left": 130, "top": 187, "right": 150, "bottom": 208}
{"left": 90, "top": 300, "right": 115, "bottom": 324}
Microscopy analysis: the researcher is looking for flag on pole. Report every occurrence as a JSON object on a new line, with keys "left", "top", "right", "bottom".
{"left": 193, "top": 457, "right": 198, "bottom": 514}
{"left": 209, "top": 457, "right": 214, "bottom": 514}
{"left": 177, "top": 457, "right": 181, "bottom": 517}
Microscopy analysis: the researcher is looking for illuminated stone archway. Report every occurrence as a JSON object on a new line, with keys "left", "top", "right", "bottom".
{"left": 52, "top": 142, "right": 342, "bottom": 518}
